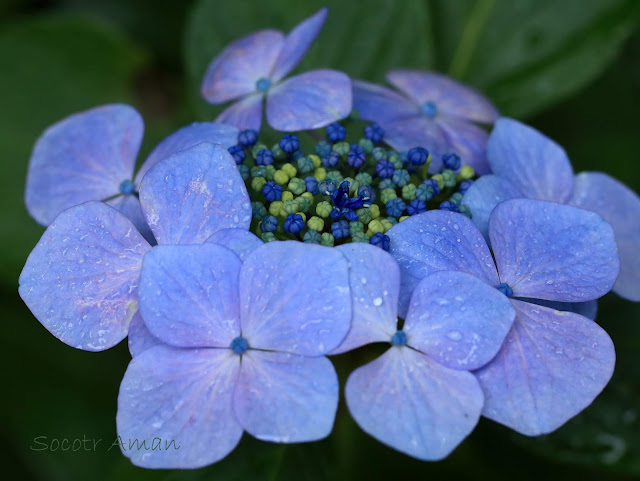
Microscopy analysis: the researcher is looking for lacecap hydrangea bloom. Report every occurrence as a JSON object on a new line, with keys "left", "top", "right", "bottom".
{"left": 201, "top": 8, "right": 352, "bottom": 131}
{"left": 353, "top": 71, "right": 498, "bottom": 174}
{"left": 387, "top": 199, "right": 619, "bottom": 435}
{"left": 19, "top": 142, "right": 251, "bottom": 350}
{"left": 18, "top": 5, "right": 633, "bottom": 471}
{"left": 25, "top": 103, "right": 239, "bottom": 240}
{"left": 463, "top": 117, "right": 640, "bottom": 301}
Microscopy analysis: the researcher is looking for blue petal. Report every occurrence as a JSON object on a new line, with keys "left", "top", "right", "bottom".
{"left": 117, "top": 345, "right": 242, "bottom": 468}
{"left": 127, "top": 312, "right": 162, "bottom": 357}
{"left": 19, "top": 202, "right": 151, "bottom": 351}
{"left": 462, "top": 174, "right": 522, "bottom": 242}
{"left": 489, "top": 199, "right": 619, "bottom": 302}
{"left": 475, "top": 299, "right": 615, "bottom": 435}
{"left": 271, "top": 8, "right": 328, "bottom": 82}
{"left": 138, "top": 244, "right": 242, "bottom": 348}
{"left": 345, "top": 346, "right": 483, "bottom": 461}
{"left": 139, "top": 142, "right": 252, "bottom": 245}
{"left": 438, "top": 116, "right": 491, "bottom": 175}
{"left": 233, "top": 350, "right": 338, "bottom": 442}
{"left": 106, "top": 194, "right": 155, "bottom": 245}
{"left": 239, "top": 241, "right": 351, "bottom": 356}
{"left": 488, "top": 118, "right": 574, "bottom": 203}
{"left": 404, "top": 271, "right": 515, "bottom": 371}
{"left": 386, "top": 70, "right": 499, "bottom": 123}
{"left": 352, "top": 79, "right": 418, "bottom": 122}
{"left": 266, "top": 70, "right": 352, "bottom": 131}
{"left": 387, "top": 210, "right": 499, "bottom": 318}
{"left": 378, "top": 115, "right": 448, "bottom": 173}
{"left": 205, "top": 228, "right": 263, "bottom": 262}
{"left": 570, "top": 171, "right": 640, "bottom": 302}
{"left": 215, "top": 93, "right": 264, "bottom": 131}
{"left": 136, "top": 122, "right": 240, "bottom": 184}
{"left": 521, "top": 298, "right": 598, "bottom": 321}
{"left": 201, "top": 29, "right": 284, "bottom": 103}
{"left": 25, "top": 104, "right": 142, "bottom": 225}
{"left": 331, "top": 244, "right": 400, "bottom": 354}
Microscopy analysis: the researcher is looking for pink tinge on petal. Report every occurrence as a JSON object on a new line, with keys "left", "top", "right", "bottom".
{"left": 201, "top": 29, "right": 284, "bottom": 104}
{"left": 271, "top": 8, "right": 328, "bottom": 82}
{"left": 387, "top": 70, "right": 499, "bottom": 124}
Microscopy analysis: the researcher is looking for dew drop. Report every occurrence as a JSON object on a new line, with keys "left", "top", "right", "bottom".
{"left": 447, "top": 330, "right": 462, "bottom": 341}
{"left": 373, "top": 297, "right": 383, "bottom": 307}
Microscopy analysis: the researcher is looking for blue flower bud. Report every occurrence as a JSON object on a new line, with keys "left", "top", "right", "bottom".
{"left": 459, "top": 179, "right": 474, "bottom": 195}
{"left": 439, "top": 201, "right": 459, "bottom": 212}
{"left": 318, "top": 179, "right": 337, "bottom": 195}
{"left": 326, "top": 122, "right": 346, "bottom": 143}
{"left": 331, "top": 220, "right": 350, "bottom": 239}
{"left": 303, "top": 230, "right": 322, "bottom": 244}
{"left": 364, "top": 123, "right": 385, "bottom": 143}
{"left": 372, "top": 147, "right": 388, "bottom": 162}
{"left": 358, "top": 185, "right": 375, "bottom": 203}
{"left": 279, "top": 134, "right": 299, "bottom": 153}
{"left": 314, "top": 140, "right": 332, "bottom": 157}
{"left": 305, "top": 176, "right": 319, "bottom": 195}
{"left": 255, "top": 148, "right": 274, "bottom": 166}
{"left": 386, "top": 197, "right": 407, "bottom": 217}
{"left": 260, "top": 215, "right": 278, "bottom": 233}
{"left": 297, "top": 156, "right": 315, "bottom": 174}
{"left": 422, "top": 178, "right": 440, "bottom": 196}
{"left": 237, "top": 164, "right": 249, "bottom": 180}
{"left": 322, "top": 151, "right": 340, "bottom": 168}
{"left": 406, "top": 199, "right": 427, "bottom": 216}
{"left": 442, "top": 153, "right": 461, "bottom": 171}
{"left": 237, "top": 129, "right": 258, "bottom": 148}
{"left": 228, "top": 145, "right": 246, "bottom": 164}
{"left": 375, "top": 161, "right": 394, "bottom": 179}
{"left": 392, "top": 169, "right": 410, "bottom": 187}
{"left": 369, "top": 232, "right": 390, "bottom": 251}
{"left": 347, "top": 144, "right": 366, "bottom": 169}
{"left": 378, "top": 178, "right": 396, "bottom": 190}
{"left": 284, "top": 213, "right": 305, "bottom": 234}
{"left": 261, "top": 180, "right": 282, "bottom": 202}
{"left": 252, "top": 201, "right": 267, "bottom": 220}
{"left": 407, "top": 146, "right": 429, "bottom": 166}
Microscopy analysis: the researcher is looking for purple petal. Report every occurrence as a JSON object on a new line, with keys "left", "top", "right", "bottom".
{"left": 488, "top": 118, "right": 574, "bottom": 203}
{"left": 404, "top": 271, "right": 515, "bottom": 371}
{"left": 271, "top": 8, "right": 328, "bottom": 82}
{"left": 379, "top": 116, "right": 448, "bottom": 173}
{"left": 331, "top": 244, "right": 399, "bottom": 354}
{"left": 462, "top": 175, "right": 523, "bottom": 241}
{"left": 136, "top": 122, "right": 240, "bottom": 184}
{"left": 266, "top": 69, "right": 352, "bottom": 131}
{"left": 239, "top": 241, "right": 351, "bottom": 356}
{"left": 352, "top": 79, "right": 418, "bottom": 122}
{"left": 233, "top": 350, "right": 338, "bottom": 442}
{"left": 386, "top": 70, "right": 499, "bottom": 123}
{"left": 127, "top": 312, "right": 162, "bottom": 357}
{"left": 117, "top": 345, "right": 242, "bottom": 468}
{"left": 490, "top": 199, "right": 619, "bottom": 302}
{"left": 570, "top": 171, "right": 640, "bottom": 301}
{"left": 138, "top": 244, "right": 241, "bottom": 348}
{"left": 19, "top": 202, "right": 151, "bottom": 351}
{"left": 106, "top": 194, "right": 155, "bottom": 245}
{"left": 25, "top": 104, "right": 142, "bottom": 225}
{"left": 139, "top": 142, "right": 252, "bottom": 245}
{"left": 387, "top": 210, "right": 499, "bottom": 318}
{"left": 438, "top": 116, "right": 491, "bottom": 175}
{"left": 475, "top": 299, "right": 615, "bottom": 436}
{"left": 345, "top": 346, "right": 483, "bottom": 461}
{"left": 215, "top": 93, "right": 264, "bottom": 131}
{"left": 201, "top": 29, "right": 283, "bottom": 103}
{"left": 205, "top": 228, "right": 263, "bottom": 262}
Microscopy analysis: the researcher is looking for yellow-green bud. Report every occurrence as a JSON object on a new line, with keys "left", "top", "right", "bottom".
{"left": 368, "top": 219, "right": 384, "bottom": 235}
{"left": 308, "top": 216, "right": 324, "bottom": 231}
{"left": 316, "top": 201, "right": 332, "bottom": 218}
{"left": 274, "top": 170, "right": 289, "bottom": 185}
{"left": 321, "top": 232, "right": 335, "bottom": 247}
{"left": 281, "top": 163, "right": 297, "bottom": 178}
{"left": 457, "top": 165, "right": 475, "bottom": 181}
{"left": 269, "top": 201, "right": 283, "bottom": 217}
{"left": 251, "top": 177, "right": 267, "bottom": 192}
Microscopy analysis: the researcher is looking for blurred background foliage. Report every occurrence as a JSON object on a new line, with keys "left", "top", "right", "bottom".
{"left": 1, "top": 0, "right": 639, "bottom": 479}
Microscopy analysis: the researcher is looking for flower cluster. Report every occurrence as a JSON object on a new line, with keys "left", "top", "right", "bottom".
{"left": 18, "top": 7, "right": 640, "bottom": 470}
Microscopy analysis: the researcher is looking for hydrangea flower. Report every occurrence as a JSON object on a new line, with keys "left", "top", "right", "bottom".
{"left": 353, "top": 71, "right": 499, "bottom": 174}
{"left": 117, "top": 241, "right": 351, "bottom": 468}
{"left": 463, "top": 117, "right": 640, "bottom": 301}
{"left": 387, "top": 200, "right": 619, "bottom": 435}
{"left": 330, "top": 244, "right": 514, "bottom": 459}
{"left": 19, "top": 142, "right": 251, "bottom": 351}
{"left": 25, "top": 103, "right": 239, "bottom": 240}
{"left": 201, "top": 8, "right": 352, "bottom": 131}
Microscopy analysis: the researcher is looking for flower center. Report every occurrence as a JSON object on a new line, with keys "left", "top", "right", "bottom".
{"left": 119, "top": 179, "right": 135, "bottom": 195}
{"left": 256, "top": 77, "right": 271, "bottom": 92}
{"left": 497, "top": 283, "right": 514, "bottom": 297}
{"left": 230, "top": 336, "right": 249, "bottom": 354}
{"left": 391, "top": 330, "right": 408, "bottom": 346}
{"left": 420, "top": 101, "right": 437, "bottom": 118}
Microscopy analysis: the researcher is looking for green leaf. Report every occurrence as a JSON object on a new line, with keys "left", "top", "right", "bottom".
{"left": 184, "top": 0, "right": 639, "bottom": 120}
{"left": 183, "top": 0, "right": 434, "bottom": 119}
{"left": 0, "top": 13, "right": 146, "bottom": 286}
